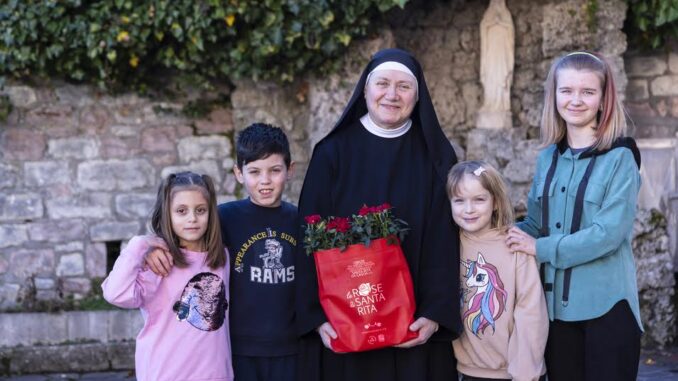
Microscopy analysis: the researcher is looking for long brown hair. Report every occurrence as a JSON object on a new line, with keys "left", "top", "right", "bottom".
{"left": 541, "top": 51, "right": 627, "bottom": 150}
{"left": 446, "top": 160, "right": 514, "bottom": 232}
{"left": 150, "top": 172, "right": 225, "bottom": 269}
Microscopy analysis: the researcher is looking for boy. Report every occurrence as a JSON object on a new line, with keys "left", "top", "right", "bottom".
{"left": 145, "top": 123, "right": 299, "bottom": 381}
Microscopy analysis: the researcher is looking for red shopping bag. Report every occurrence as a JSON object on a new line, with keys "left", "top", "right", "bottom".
{"left": 313, "top": 237, "right": 418, "bottom": 353}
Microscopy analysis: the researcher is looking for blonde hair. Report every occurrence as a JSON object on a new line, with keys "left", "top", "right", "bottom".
{"left": 150, "top": 172, "right": 225, "bottom": 270}
{"left": 446, "top": 161, "right": 514, "bottom": 232}
{"left": 541, "top": 51, "right": 627, "bottom": 150}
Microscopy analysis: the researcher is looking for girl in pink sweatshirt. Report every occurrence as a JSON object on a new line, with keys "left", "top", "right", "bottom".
{"left": 447, "top": 161, "right": 548, "bottom": 381}
{"left": 102, "top": 172, "right": 234, "bottom": 381}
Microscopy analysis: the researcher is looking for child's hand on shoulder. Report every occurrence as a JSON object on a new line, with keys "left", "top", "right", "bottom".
{"left": 138, "top": 236, "right": 174, "bottom": 277}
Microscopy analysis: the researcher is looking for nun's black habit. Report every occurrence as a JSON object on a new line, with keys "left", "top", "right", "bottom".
{"left": 296, "top": 48, "right": 461, "bottom": 381}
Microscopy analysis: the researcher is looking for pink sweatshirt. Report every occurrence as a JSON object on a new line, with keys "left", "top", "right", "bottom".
{"left": 102, "top": 236, "right": 234, "bottom": 381}
{"left": 453, "top": 229, "right": 548, "bottom": 381}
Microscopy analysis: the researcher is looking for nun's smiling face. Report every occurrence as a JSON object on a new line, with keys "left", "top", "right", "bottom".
{"left": 364, "top": 69, "right": 417, "bottom": 129}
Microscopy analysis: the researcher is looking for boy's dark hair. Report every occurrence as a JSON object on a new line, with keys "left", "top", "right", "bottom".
{"left": 236, "top": 123, "right": 291, "bottom": 169}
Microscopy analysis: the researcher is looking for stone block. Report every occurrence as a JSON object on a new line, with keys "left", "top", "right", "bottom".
{"left": 671, "top": 97, "right": 678, "bottom": 118}
{"left": 47, "top": 137, "right": 100, "bottom": 159}
{"left": 110, "top": 124, "right": 140, "bottom": 137}
{"left": 626, "top": 79, "right": 649, "bottom": 102}
{"left": 626, "top": 101, "right": 657, "bottom": 118}
{"left": 115, "top": 193, "right": 157, "bottom": 219}
{"left": 194, "top": 107, "right": 235, "bottom": 135}
{"left": 5, "top": 85, "right": 38, "bottom": 107}
{"left": 55, "top": 242, "right": 84, "bottom": 252}
{"left": 161, "top": 160, "right": 223, "bottom": 186}
{"left": 633, "top": 209, "right": 676, "bottom": 347}
{"left": 627, "top": 56, "right": 668, "bottom": 77}
{"left": 141, "top": 126, "right": 178, "bottom": 152}
{"left": 651, "top": 75, "right": 678, "bottom": 96}
{"left": 45, "top": 193, "right": 112, "bottom": 219}
{"left": 108, "top": 341, "right": 136, "bottom": 369}
{"left": 56, "top": 253, "right": 85, "bottom": 276}
{"left": 0, "top": 312, "right": 62, "bottom": 346}
{"left": 7, "top": 343, "right": 110, "bottom": 373}
{"left": 1, "top": 128, "right": 47, "bottom": 161}
{"left": 25, "top": 104, "right": 75, "bottom": 128}
{"left": 108, "top": 310, "right": 144, "bottom": 341}
{"left": 0, "top": 256, "right": 8, "bottom": 274}
{"left": 504, "top": 158, "right": 537, "bottom": 184}
{"left": 10, "top": 249, "right": 55, "bottom": 278}
{"left": 78, "top": 105, "right": 110, "bottom": 133}
{"left": 90, "top": 221, "right": 140, "bottom": 242}
{"left": 66, "top": 311, "right": 110, "bottom": 343}
{"left": 0, "top": 224, "right": 29, "bottom": 248}
{"left": 77, "top": 159, "right": 155, "bottom": 190}
{"left": 35, "top": 290, "right": 58, "bottom": 301}
{"left": 55, "top": 84, "right": 94, "bottom": 106}
{"left": 177, "top": 136, "right": 231, "bottom": 163}
{"left": 0, "top": 283, "right": 20, "bottom": 309}
{"left": 29, "top": 219, "right": 86, "bottom": 242}
{"left": 34, "top": 277, "right": 56, "bottom": 290}
{"left": 541, "top": 1, "right": 594, "bottom": 57}
{"left": 99, "top": 135, "right": 142, "bottom": 159}
{"left": 656, "top": 99, "right": 668, "bottom": 117}
{"left": 86, "top": 243, "right": 107, "bottom": 278}
{"left": 670, "top": 53, "right": 678, "bottom": 74}
{"left": 0, "top": 193, "right": 44, "bottom": 222}
{"left": 0, "top": 163, "right": 18, "bottom": 188}
{"left": 24, "top": 160, "right": 71, "bottom": 187}
{"left": 60, "top": 277, "right": 91, "bottom": 294}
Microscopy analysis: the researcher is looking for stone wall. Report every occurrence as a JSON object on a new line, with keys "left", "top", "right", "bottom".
{"left": 0, "top": 0, "right": 675, "bottom": 347}
{"left": 625, "top": 40, "right": 678, "bottom": 139}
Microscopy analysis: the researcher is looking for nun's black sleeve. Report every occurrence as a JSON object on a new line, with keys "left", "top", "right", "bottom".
{"left": 295, "top": 141, "right": 334, "bottom": 335}
{"left": 416, "top": 175, "right": 461, "bottom": 337}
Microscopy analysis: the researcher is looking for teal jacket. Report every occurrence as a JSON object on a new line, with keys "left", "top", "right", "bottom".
{"left": 518, "top": 137, "right": 642, "bottom": 329}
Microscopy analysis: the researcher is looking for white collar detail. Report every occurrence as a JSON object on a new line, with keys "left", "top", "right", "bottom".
{"left": 360, "top": 114, "right": 412, "bottom": 138}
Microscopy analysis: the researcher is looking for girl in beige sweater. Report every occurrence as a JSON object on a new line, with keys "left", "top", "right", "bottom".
{"left": 447, "top": 161, "right": 548, "bottom": 381}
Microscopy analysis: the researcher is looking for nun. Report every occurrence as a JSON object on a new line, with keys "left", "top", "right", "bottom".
{"left": 296, "top": 48, "right": 461, "bottom": 381}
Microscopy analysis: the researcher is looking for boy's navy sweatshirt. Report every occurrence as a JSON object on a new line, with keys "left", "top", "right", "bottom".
{"left": 218, "top": 198, "right": 298, "bottom": 357}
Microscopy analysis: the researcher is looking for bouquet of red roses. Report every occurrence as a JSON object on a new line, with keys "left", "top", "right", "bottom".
{"left": 303, "top": 204, "right": 417, "bottom": 353}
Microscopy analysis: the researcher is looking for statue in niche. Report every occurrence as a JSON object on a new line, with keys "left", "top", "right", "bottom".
{"left": 477, "top": 0, "right": 514, "bottom": 129}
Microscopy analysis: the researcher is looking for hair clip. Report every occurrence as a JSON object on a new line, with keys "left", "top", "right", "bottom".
{"left": 473, "top": 166, "right": 486, "bottom": 177}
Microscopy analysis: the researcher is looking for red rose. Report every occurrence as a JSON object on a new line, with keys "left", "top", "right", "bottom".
{"left": 326, "top": 218, "right": 337, "bottom": 231}
{"left": 381, "top": 202, "right": 391, "bottom": 210}
{"left": 334, "top": 217, "right": 352, "bottom": 233}
{"left": 358, "top": 205, "right": 371, "bottom": 216}
{"left": 305, "top": 214, "right": 321, "bottom": 225}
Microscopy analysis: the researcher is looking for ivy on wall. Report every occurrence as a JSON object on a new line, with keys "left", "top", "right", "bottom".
{"left": 625, "top": 0, "right": 678, "bottom": 49}
{"left": 0, "top": 0, "right": 407, "bottom": 90}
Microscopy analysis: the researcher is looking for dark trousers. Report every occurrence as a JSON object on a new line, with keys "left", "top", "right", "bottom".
{"left": 545, "top": 300, "right": 641, "bottom": 381}
{"left": 233, "top": 354, "right": 297, "bottom": 381}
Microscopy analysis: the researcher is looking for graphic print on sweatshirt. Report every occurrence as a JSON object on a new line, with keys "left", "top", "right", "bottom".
{"left": 173, "top": 272, "right": 228, "bottom": 331}
{"left": 461, "top": 252, "right": 507, "bottom": 337}
{"left": 233, "top": 228, "right": 295, "bottom": 284}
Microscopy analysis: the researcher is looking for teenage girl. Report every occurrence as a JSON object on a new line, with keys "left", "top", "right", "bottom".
{"left": 102, "top": 171, "right": 234, "bottom": 381}
{"left": 448, "top": 160, "right": 548, "bottom": 381}
{"left": 506, "top": 51, "right": 643, "bottom": 381}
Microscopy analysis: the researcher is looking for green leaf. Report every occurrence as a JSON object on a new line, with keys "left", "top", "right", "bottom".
{"left": 106, "top": 50, "right": 117, "bottom": 62}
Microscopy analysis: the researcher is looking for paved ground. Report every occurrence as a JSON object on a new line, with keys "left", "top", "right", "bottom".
{"left": 1, "top": 347, "right": 676, "bottom": 380}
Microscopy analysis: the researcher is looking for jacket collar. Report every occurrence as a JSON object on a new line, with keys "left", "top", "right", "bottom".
{"left": 556, "top": 136, "right": 641, "bottom": 169}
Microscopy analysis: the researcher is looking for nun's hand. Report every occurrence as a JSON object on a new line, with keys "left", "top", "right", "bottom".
{"left": 394, "top": 317, "right": 438, "bottom": 348}
{"left": 317, "top": 322, "right": 338, "bottom": 351}
{"left": 506, "top": 227, "right": 536, "bottom": 256}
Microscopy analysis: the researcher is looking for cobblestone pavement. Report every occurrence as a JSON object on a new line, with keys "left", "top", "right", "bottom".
{"left": 1, "top": 348, "right": 677, "bottom": 381}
